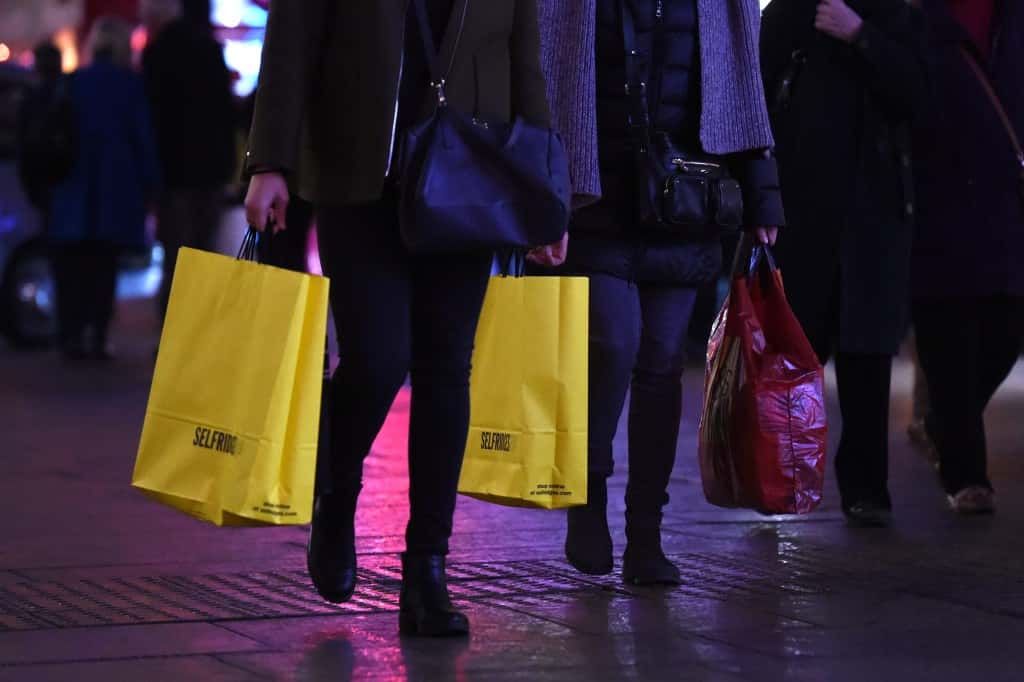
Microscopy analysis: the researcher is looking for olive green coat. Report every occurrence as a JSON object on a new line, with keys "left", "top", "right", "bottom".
{"left": 246, "top": 0, "right": 551, "bottom": 204}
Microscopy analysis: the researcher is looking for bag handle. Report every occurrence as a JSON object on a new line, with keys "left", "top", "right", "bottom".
{"left": 411, "top": 0, "right": 469, "bottom": 107}
{"left": 959, "top": 45, "right": 1024, "bottom": 172}
{"left": 729, "top": 233, "right": 778, "bottom": 281}
{"left": 747, "top": 242, "right": 779, "bottom": 277}
{"left": 237, "top": 227, "right": 261, "bottom": 262}
{"left": 495, "top": 250, "right": 526, "bottom": 278}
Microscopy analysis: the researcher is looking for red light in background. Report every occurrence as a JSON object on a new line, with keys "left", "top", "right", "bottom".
{"left": 131, "top": 26, "right": 148, "bottom": 54}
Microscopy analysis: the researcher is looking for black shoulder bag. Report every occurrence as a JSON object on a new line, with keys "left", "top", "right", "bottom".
{"left": 396, "top": 0, "right": 571, "bottom": 253}
{"left": 621, "top": 0, "right": 743, "bottom": 238}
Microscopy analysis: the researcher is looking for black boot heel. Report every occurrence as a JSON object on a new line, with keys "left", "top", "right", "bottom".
{"left": 307, "top": 494, "right": 358, "bottom": 603}
{"left": 399, "top": 554, "right": 469, "bottom": 637}
{"left": 565, "top": 480, "right": 613, "bottom": 575}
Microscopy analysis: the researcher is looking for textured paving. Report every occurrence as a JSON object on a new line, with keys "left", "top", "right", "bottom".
{"left": 1, "top": 270, "right": 1023, "bottom": 680}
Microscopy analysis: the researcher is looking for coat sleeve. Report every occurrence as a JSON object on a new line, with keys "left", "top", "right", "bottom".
{"left": 728, "top": 151, "right": 786, "bottom": 228}
{"left": 511, "top": 0, "right": 553, "bottom": 127}
{"left": 245, "top": 0, "right": 330, "bottom": 175}
{"left": 848, "top": 6, "right": 927, "bottom": 121}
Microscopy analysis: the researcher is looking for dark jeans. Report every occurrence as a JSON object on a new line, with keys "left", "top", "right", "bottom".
{"left": 51, "top": 241, "right": 118, "bottom": 352}
{"left": 315, "top": 196, "right": 492, "bottom": 555}
{"left": 913, "top": 296, "right": 1024, "bottom": 495}
{"left": 571, "top": 266, "right": 697, "bottom": 531}
{"left": 157, "top": 189, "right": 222, "bottom": 320}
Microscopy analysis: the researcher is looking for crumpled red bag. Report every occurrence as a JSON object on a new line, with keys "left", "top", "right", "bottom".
{"left": 698, "top": 243, "right": 827, "bottom": 515}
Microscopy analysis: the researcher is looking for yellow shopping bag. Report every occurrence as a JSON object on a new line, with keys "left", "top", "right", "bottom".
{"left": 132, "top": 245, "right": 329, "bottom": 526}
{"left": 459, "top": 275, "right": 589, "bottom": 509}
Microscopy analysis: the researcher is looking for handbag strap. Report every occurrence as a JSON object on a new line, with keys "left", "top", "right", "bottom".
{"left": 621, "top": 0, "right": 653, "bottom": 154}
{"left": 411, "top": 0, "right": 469, "bottom": 107}
{"left": 959, "top": 45, "right": 1024, "bottom": 171}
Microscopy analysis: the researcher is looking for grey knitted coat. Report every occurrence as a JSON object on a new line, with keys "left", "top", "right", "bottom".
{"left": 538, "top": 0, "right": 775, "bottom": 206}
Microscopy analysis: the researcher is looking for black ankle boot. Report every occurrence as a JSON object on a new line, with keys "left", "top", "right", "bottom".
{"left": 622, "top": 536, "right": 681, "bottom": 586}
{"left": 399, "top": 554, "right": 469, "bottom": 637}
{"left": 565, "top": 479, "right": 613, "bottom": 576}
{"left": 307, "top": 493, "right": 357, "bottom": 603}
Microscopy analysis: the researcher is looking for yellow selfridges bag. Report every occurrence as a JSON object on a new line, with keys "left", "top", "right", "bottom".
{"left": 458, "top": 273, "right": 588, "bottom": 509}
{"left": 132, "top": 239, "right": 329, "bottom": 526}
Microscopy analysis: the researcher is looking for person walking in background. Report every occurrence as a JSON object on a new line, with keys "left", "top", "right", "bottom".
{"left": 16, "top": 42, "right": 66, "bottom": 212}
{"left": 761, "top": 0, "right": 926, "bottom": 528}
{"left": 244, "top": 0, "right": 557, "bottom": 637}
{"left": 142, "top": 0, "right": 236, "bottom": 320}
{"left": 536, "top": 0, "right": 784, "bottom": 585}
{"left": 910, "top": 0, "right": 1024, "bottom": 515}
{"left": 47, "top": 18, "right": 160, "bottom": 361}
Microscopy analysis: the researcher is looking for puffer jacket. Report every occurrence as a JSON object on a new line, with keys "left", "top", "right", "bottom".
{"left": 571, "top": 0, "right": 783, "bottom": 286}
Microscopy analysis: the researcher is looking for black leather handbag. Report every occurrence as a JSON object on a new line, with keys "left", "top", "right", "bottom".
{"left": 621, "top": 0, "right": 743, "bottom": 238}
{"left": 396, "top": 0, "right": 571, "bottom": 253}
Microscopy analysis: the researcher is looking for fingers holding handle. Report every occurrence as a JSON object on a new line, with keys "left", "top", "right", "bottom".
{"left": 245, "top": 172, "right": 290, "bottom": 233}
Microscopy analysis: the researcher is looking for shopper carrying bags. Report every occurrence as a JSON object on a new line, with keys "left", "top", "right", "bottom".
{"left": 761, "top": 0, "right": 927, "bottom": 528}
{"left": 536, "top": 0, "right": 785, "bottom": 585}
{"left": 244, "top": 0, "right": 561, "bottom": 637}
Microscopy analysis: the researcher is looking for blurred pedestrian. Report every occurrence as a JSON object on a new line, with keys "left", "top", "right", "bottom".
{"left": 244, "top": 0, "right": 558, "bottom": 637}
{"left": 17, "top": 42, "right": 67, "bottom": 211}
{"left": 910, "top": 0, "right": 1024, "bottom": 515}
{"left": 47, "top": 18, "right": 160, "bottom": 361}
{"left": 536, "top": 0, "right": 784, "bottom": 584}
{"left": 142, "top": 0, "right": 237, "bottom": 320}
{"left": 761, "top": 0, "right": 926, "bottom": 528}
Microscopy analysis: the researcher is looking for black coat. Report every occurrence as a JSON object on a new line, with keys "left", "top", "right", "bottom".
{"left": 142, "top": 19, "right": 238, "bottom": 191}
{"left": 574, "top": 0, "right": 784, "bottom": 287}
{"left": 761, "top": 0, "right": 926, "bottom": 358}
{"left": 912, "top": 0, "right": 1024, "bottom": 300}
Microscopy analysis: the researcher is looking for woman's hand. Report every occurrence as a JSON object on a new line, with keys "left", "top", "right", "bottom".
{"left": 815, "top": 0, "right": 864, "bottom": 44}
{"left": 245, "top": 172, "right": 289, "bottom": 233}
{"left": 756, "top": 227, "right": 779, "bottom": 246}
{"left": 526, "top": 231, "right": 570, "bottom": 268}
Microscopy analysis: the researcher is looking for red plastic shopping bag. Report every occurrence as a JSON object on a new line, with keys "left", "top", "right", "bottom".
{"left": 698, "top": 243, "right": 827, "bottom": 515}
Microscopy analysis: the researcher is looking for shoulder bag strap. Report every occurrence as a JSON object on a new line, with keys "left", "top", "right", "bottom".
{"left": 959, "top": 45, "right": 1024, "bottom": 170}
{"left": 621, "top": 0, "right": 653, "bottom": 154}
{"left": 411, "top": 0, "right": 469, "bottom": 106}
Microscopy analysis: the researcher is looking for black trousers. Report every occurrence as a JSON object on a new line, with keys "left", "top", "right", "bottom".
{"left": 257, "top": 197, "right": 315, "bottom": 272}
{"left": 51, "top": 241, "right": 118, "bottom": 351}
{"left": 913, "top": 296, "right": 1024, "bottom": 495}
{"left": 315, "top": 196, "right": 492, "bottom": 555}
{"left": 801, "top": 285, "right": 894, "bottom": 509}
{"left": 830, "top": 352, "right": 894, "bottom": 508}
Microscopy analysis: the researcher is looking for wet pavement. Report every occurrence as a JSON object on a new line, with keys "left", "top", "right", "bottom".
{"left": 2, "top": 256, "right": 1024, "bottom": 680}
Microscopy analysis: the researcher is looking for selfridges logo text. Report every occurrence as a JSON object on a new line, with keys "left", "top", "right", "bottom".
{"left": 480, "top": 431, "right": 512, "bottom": 452}
{"left": 193, "top": 427, "right": 240, "bottom": 455}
